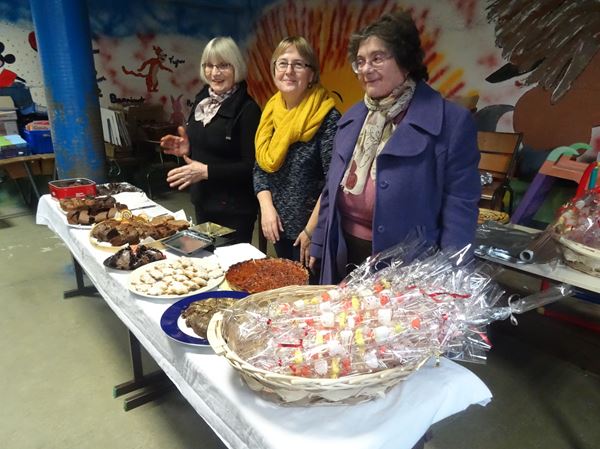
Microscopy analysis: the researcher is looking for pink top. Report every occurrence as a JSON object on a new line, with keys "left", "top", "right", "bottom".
{"left": 338, "top": 174, "right": 375, "bottom": 241}
{"left": 337, "top": 111, "right": 406, "bottom": 242}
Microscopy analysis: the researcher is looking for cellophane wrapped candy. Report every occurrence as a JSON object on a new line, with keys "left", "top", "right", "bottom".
{"left": 553, "top": 187, "right": 600, "bottom": 249}
{"left": 223, "top": 241, "right": 571, "bottom": 379}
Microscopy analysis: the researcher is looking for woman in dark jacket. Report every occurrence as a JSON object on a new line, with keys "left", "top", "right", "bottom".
{"left": 161, "top": 36, "right": 261, "bottom": 243}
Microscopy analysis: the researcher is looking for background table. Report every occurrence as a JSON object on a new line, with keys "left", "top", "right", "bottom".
{"left": 36, "top": 194, "right": 492, "bottom": 449}
{"left": 0, "top": 153, "right": 55, "bottom": 202}
{"left": 476, "top": 225, "right": 600, "bottom": 294}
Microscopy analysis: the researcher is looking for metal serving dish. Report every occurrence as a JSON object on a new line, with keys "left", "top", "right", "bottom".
{"left": 191, "top": 222, "right": 236, "bottom": 238}
{"left": 162, "top": 229, "right": 215, "bottom": 256}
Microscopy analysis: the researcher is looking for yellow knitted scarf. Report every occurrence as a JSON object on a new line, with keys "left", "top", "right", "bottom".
{"left": 255, "top": 85, "right": 336, "bottom": 173}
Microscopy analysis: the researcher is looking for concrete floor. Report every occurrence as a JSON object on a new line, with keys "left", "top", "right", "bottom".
{"left": 1, "top": 180, "right": 600, "bottom": 449}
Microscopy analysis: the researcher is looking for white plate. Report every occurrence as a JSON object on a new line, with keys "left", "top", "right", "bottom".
{"left": 128, "top": 257, "right": 224, "bottom": 300}
{"left": 57, "top": 204, "right": 94, "bottom": 229}
{"left": 112, "top": 191, "right": 149, "bottom": 206}
{"left": 89, "top": 233, "right": 134, "bottom": 252}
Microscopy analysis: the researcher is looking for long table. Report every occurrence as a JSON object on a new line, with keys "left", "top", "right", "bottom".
{"left": 476, "top": 225, "right": 600, "bottom": 295}
{"left": 36, "top": 193, "right": 492, "bottom": 449}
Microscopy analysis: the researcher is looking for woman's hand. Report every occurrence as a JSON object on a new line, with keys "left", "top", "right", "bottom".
{"left": 260, "top": 204, "right": 283, "bottom": 243}
{"left": 166, "top": 155, "right": 208, "bottom": 190}
{"left": 160, "top": 126, "right": 190, "bottom": 157}
{"left": 294, "top": 228, "right": 312, "bottom": 266}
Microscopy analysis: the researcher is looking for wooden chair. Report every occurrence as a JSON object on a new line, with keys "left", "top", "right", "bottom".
{"left": 477, "top": 131, "right": 523, "bottom": 214}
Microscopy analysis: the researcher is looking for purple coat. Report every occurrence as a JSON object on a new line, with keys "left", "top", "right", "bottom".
{"left": 310, "top": 81, "right": 481, "bottom": 284}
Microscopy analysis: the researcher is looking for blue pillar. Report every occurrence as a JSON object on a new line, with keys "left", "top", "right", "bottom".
{"left": 29, "top": 0, "right": 106, "bottom": 181}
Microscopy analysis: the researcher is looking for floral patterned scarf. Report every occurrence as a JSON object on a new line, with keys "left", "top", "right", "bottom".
{"left": 194, "top": 84, "right": 239, "bottom": 126}
{"left": 341, "top": 78, "right": 416, "bottom": 195}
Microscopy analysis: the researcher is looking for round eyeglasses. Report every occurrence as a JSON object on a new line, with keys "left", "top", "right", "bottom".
{"left": 351, "top": 53, "right": 394, "bottom": 74}
{"left": 202, "top": 62, "right": 232, "bottom": 72}
{"left": 274, "top": 60, "right": 312, "bottom": 72}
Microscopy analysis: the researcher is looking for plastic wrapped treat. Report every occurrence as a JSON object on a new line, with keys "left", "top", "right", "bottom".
{"left": 553, "top": 187, "right": 600, "bottom": 249}
{"left": 220, "top": 242, "right": 572, "bottom": 379}
{"left": 552, "top": 187, "right": 600, "bottom": 276}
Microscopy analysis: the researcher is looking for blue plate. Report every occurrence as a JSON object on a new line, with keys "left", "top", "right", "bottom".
{"left": 160, "top": 290, "right": 248, "bottom": 345}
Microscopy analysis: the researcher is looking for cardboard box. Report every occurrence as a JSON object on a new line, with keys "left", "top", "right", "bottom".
{"left": 0, "top": 120, "right": 18, "bottom": 135}
{"left": 0, "top": 96, "right": 18, "bottom": 136}
{"left": 104, "top": 142, "right": 133, "bottom": 159}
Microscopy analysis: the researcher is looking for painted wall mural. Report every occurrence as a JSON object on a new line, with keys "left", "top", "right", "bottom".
{"left": 121, "top": 45, "right": 174, "bottom": 93}
{"left": 0, "top": 41, "right": 26, "bottom": 87}
{"left": 0, "top": 0, "right": 598, "bottom": 154}
{"left": 0, "top": 18, "right": 42, "bottom": 114}
{"left": 92, "top": 32, "right": 203, "bottom": 119}
{"left": 486, "top": 0, "right": 600, "bottom": 151}
{"left": 245, "top": 0, "right": 500, "bottom": 112}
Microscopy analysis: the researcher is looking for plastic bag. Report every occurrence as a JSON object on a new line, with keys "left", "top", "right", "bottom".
{"left": 475, "top": 221, "right": 560, "bottom": 265}
{"left": 480, "top": 171, "right": 493, "bottom": 186}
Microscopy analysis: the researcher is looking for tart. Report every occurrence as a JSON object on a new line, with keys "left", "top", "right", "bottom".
{"left": 225, "top": 258, "right": 309, "bottom": 294}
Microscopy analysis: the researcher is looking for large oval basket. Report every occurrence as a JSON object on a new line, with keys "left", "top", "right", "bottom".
{"left": 207, "top": 285, "right": 434, "bottom": 406}
{"left": 556, "top": 236, "right": 600, "bottom": 277}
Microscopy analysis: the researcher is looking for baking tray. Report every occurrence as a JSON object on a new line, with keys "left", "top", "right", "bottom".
{"left": 162, "top": 229, "right": 215, "bottom": 256}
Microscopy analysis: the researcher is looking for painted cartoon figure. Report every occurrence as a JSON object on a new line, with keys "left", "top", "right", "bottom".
{"left": 0, "top": 42, "right": 26, "bottom": 87}
{"left": 169, "top": 94, "right": 185, "bottom": 126}
{"left": 121, "top": 45, "right": 173, "bottom": 92}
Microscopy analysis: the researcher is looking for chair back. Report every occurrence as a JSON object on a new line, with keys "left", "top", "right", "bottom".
{"left": 477, "top": 131, "right": 522, "bottom": 181}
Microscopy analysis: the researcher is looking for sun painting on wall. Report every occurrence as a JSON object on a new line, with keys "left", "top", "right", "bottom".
{"left": 245, "top": 0, "right": 476, "bottom": 112}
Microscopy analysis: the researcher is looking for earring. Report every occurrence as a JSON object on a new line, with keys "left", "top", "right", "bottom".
{"left": 308, "top": 81, "right": 314, "bottom": 89}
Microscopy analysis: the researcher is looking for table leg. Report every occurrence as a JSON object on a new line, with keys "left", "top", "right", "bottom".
{"left": 63, "top": 257, "right": 98, "bottom": 298}
{"left": 22, "top": 159, "right": 41, "bottom": 200}
{"left": 12, "top": 177, "right": 29, "bottom": 205}
{"left": 113, "top": 331, "right": 173, "bottom": 411}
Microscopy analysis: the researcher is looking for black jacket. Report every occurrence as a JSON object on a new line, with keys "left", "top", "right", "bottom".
{"left": 187, "top": 81, "right": 261, "bottom": 217}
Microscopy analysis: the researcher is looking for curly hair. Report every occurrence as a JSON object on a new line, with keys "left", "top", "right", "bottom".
{"left": 348, "top": 11, "right": 429, "bottom": 82}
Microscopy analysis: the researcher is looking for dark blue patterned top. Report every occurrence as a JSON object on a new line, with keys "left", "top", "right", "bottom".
{"left": 253, "top": 108, "right": 341, "bottom": 240}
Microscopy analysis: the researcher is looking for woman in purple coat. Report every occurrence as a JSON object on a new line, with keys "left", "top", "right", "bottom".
{"left": 309, "top": 11, "right": 481, "bottom": 284}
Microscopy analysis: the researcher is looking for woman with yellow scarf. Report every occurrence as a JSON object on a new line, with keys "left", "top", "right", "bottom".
{"left": 254, "top": 36, "right": 340, "bottom": 267}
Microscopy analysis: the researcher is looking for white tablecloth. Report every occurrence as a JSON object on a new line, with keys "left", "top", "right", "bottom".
{"left": 37, "top": 194, "right": 492, "bottom": 449}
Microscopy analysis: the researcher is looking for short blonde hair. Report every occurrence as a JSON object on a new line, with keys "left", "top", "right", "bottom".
{"left": 270, "top": 36, "right": 320, "bottom": 85}
{"left": 199, "top": 36, "right": 247, "bottom": 84}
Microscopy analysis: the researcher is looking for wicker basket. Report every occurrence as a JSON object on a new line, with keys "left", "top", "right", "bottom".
{"left": 478, "top": 208, "right": 509, "bottom": 225}
{"left": 207, "top": 285, "right": 435, "bottom": 405}
{"left": 555, "top": 235, "right": 600, "bottom": 277}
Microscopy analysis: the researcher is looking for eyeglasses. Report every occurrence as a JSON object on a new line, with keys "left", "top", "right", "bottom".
{"left": 202, "top": 62, "right": 232, "bottom": 72}
{"left": 274, "top": 60, "right": 312, "bottom": 72}
{"left": 351, "top": 53, "right": 394, "bottom": 74}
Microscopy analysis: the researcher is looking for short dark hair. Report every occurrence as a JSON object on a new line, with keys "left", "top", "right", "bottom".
{"left": 348, "top": 11, "right": 429, "bottom": 82}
